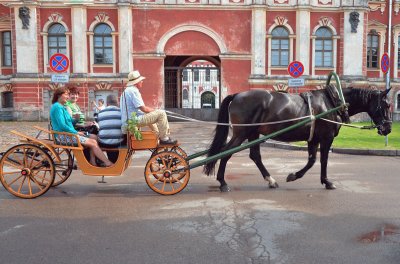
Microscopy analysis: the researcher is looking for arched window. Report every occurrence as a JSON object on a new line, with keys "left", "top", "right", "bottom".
{"left": 396, "top": 91, "right": 400, "bottom": 111}
{"left": 182, "top": 89, "right": 188, "bottom": 100}
{"left": 48, "top": 23, "right": 66, "bottom": 59}
{"left": 367, "top": 31, "right": 379, "bottom": 68}
{"left": 271, "top": 26, "right": 289, "bottom": 67}
{"left": 94, "top": 23, "right": 112, "bottom": 64}
{"left": 315, "top": 27, "right": 333, "bottom": 67}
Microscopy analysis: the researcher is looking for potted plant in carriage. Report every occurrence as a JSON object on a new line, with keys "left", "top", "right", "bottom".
{"left": 126, "top": 112, "right": 158, "bottom": 150}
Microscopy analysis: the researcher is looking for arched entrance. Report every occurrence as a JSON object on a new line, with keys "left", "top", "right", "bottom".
{"left": 164, "top": 56, "right": 221, "bottom": 121}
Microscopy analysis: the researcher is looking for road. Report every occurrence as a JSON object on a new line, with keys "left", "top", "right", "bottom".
{"left": 0, "top": 122, "right": 399, "bottom": 264}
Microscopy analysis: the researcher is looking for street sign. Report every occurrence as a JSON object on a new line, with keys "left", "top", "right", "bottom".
{"left": 288, "top": 78, "right": 305, "bottom": 87}
{"left": 51, "top": 74, "right": 69, "bottom": 83}
{"left": 287, "top": 61, "right": 304, "bottom": 78}
{"left": 381, "top": 53, "right": 389, "bottom": 74}
{"left": 49, "top": 53, "right": 70, "bottom": 73}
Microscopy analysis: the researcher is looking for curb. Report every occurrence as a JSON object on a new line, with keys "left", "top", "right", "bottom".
{"left": 262, "top": 141, "right": 400, "bottom": 156}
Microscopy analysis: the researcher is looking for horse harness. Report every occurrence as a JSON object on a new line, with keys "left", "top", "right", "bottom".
{"left": 300, "top": 92, "right": 316, "bottom": 142}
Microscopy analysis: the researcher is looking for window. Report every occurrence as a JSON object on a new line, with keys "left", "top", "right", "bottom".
{"left": 367, "top": 32, "right": 379, "bottom": 68}
{"left": 182, "top": 69, "right": 188, "bottom": 82}
{"left": 397, "top": 93, "right": 400, "bottom": 111}
{"left": 2, "top": 31, "right": 12, "bottom": 66}
{"left": 315, "top": 27, "right": 333, "bottom": 67}
{"left": 193, "top": 69, "right": 199, "bottom": 81}
{"left": 1, "top": 92, "right": 13, "bottom": 108}
{"left": 271, "top": 26, "right": 289, "bottom": 67}
{"left": 94, "top": 23, "right": 112, "bottom": 64}
{"left": 397, "top": 36, "right": 400, "bottom": 68}
{"left": 205, "top": 69, "right": 210, "bottom": 81}
{"left": 48, "top": 23, "right": 66, "bottom": 59}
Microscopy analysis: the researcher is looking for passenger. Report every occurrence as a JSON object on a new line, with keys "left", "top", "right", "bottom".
{"left": 97, "top": 94, "right": 126, "bottom": 163}
{"left": 120, "top": 70, "right": 177, "bottom": 145}
{"left": 50, "top": 87, "right": 114, "bottom": 167}
{"left": 65, "top": 86, "right": 99, "bottom": 134}
{"left": 92, "top": 99, "right": 105, "bottom": 120}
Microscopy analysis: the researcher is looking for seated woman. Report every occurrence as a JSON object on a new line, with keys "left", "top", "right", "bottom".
{"left": 65, "top": 86, "right": 98, "bottom": 134}
{"left": 50, "top": 87, "right": 113, "bottom": 167}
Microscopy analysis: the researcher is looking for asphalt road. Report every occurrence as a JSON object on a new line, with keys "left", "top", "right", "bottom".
{"left": 0, "top": 122, "right": 400, "bottom": 264}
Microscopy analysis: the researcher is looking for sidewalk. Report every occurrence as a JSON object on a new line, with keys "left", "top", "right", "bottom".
{"left": 0, "top": 121, "right": 399, "bottom": 156}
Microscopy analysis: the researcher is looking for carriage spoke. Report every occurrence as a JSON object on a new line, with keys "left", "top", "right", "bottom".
{"left": 7, "top": 174, "right": 24, "bottom": 186}
{"left": 4, "top": 159, "right": 23, "bottom": 169}
{"left": 2, "top": 170, "right": 22, "bottom": 175}
{"left": 28, "top": 149, "right": 39, "bottom": 167}
{"left": 29, "top": 175, "right": 45, "bottom": 190}
{"left": 168, "top": 177, "right": 175, "bottom": 192}
{"left": 27, "top": 175, "right": 33, "bottom": 195}
{"left": 17, "top": 176, "right": 26, "bottom": 193}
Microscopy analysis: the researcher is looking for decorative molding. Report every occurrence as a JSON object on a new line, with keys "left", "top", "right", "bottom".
{"left": 48, "top": 13, "right": 63, "bottom": 23}
{"left": 95, "top": 12, "right": 110, "bottom": 23}
{"left": 274, "top": 0, "right": 289, "bottom": 4}
{"left": 318, "top": 0, "right": 332, "bottom": 5}
{"left": 0, "top": 83, "right": 13, "bottom": 92}
{"left": 273, "top": 83, "right": 288, "bottom": 92}
{"left": 369, "top": 1, "right": 386, "bottom": 14}
{"left": 48, "top": 83, "right": 65, "bottom": 90}
{"left": 95, "top": 81, "right": 112, "bottom": 90}
{"left": 395, "top": 2, "right": 400, "bottom": 15}
{"left": 275, "top": 16, "right": 288, "bottom": 26}
{"left": 319, "top": 17, "right": 333, "bottom": 27}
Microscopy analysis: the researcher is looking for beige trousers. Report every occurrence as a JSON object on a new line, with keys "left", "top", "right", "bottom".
{"left": 137, "top": 110, "right": 170, "bottom": 138}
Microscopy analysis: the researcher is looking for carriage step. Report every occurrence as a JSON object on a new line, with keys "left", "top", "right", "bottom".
{"left": 97, "top": 176, "right": 106, "bottom": 183}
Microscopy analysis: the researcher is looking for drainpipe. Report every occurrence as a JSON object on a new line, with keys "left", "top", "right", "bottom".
{"left": 385, "top": 0, "right": 393, "bottom": 146}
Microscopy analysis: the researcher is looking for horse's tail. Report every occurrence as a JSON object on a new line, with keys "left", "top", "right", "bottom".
{"left": 203, "top": 93, "right": 237, "bottom": 176}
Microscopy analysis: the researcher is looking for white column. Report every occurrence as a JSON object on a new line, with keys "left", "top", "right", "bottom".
{"left": 342, "top": 11, "right": 364, "bottom": 76}
{"left": 71, "top": 7, "right": 87, "bottom": 73}
{"left": 15, "top": 6, "right": 38, "bottom": 73}
{"left": 296, "top": 9, "right": 310, "bottom": 75}
{"left": 118, "top": 4, "right": 133, "bottom": 73}
{"left": 251, "top": 8, "right": 266, "bottom": 76}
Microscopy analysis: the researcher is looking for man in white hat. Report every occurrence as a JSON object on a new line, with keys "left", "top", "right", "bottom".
{"left": 120, "top": 70, "right": 177, "bottom": 145}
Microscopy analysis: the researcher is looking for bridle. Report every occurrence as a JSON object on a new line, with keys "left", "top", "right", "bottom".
{"left": 367, "top": 95, "right": 392, "bottom": 130}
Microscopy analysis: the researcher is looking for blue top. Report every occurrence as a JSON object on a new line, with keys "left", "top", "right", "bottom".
{"left": 120, "top": 85, "right": 145, "bottom": 127}
{"left": 97, "top": 106, "right": 124, "bottom": 146}
{"left": 50, "top": 102, "right": 78, "bottom": 134}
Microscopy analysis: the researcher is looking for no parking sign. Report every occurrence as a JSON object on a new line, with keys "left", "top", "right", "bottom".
{"left": 381, "top": 53, "right": 389, "bottom": 74}
{"left": 49, "top": 53, "right": 69, "bottom": 73}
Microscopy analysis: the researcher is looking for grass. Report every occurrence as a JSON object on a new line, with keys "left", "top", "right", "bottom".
{"left": 294, "top": 122, "right": 400, "bottom": 150}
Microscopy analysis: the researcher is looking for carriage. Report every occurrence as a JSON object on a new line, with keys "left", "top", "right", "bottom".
{"left": 0, "top": 128, "right": 190, "bottom": 199}
{"left": 0, "top": 72, "right": 392, "bottom": 198}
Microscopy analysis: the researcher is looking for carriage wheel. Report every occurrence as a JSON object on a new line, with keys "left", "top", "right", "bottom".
{"left": 144, "top": 151, "right": 190, "bottom": 195}
{"left": 152, "top": 146, "right": 187, "bottom": 158}
{"left": 44, "top": 148, "right": 73, "bottom": 187}
{"left": 0, "top": 144, "right": 55, "bottom": 199}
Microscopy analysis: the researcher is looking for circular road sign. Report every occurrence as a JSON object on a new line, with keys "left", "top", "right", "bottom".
{"left": 381, "top": 53, "right": 389, "bottom": 74}
{"left": 288, "top": 61, "right": 304, "bottom": 78}
{"left": 49, "top": 53, "right": 70, "bottom": 73}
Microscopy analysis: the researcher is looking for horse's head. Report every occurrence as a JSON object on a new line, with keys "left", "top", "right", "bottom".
{"left": 367, "top": 88, "right": 392, "bottom": 136}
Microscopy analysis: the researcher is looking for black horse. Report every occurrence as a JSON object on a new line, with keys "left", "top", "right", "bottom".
{"left": 203, "top": 87, "right": 392, "bottom": 192}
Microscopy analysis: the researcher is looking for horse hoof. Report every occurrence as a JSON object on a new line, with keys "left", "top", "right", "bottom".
{"left": 220, "top": 185, "right": 231, "bottom": 192}
{"left": 269, "top": 182, "right": 279, "bottom": 188}
{"left": 325, "top": 182, "right": 337, "bottom": 190}
{"left": 286, "top": 173, "right": 297, "bottom": 182}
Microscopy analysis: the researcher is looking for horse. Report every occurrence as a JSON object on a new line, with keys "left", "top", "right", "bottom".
{"left": 203, "top": 87, "right": 392, "bottom": 192}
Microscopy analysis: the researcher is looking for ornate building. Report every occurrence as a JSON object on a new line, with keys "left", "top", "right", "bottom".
{"left": 0, "top": 0, "right": 399, "bottom": 121}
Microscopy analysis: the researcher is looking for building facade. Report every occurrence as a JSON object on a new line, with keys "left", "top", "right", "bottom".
{"left": 0, "top": 0, "right": 399, "bottom": 121}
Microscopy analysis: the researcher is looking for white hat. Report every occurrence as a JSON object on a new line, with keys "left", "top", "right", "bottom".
{"left": 127, "top": 70, "right": 146, "bottom": 86}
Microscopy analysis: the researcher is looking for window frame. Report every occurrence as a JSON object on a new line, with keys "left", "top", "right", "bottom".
{"left": 47, "top": 23, "right": 67, "bottom": 60}
{"left": 1, "top": 31, "right": 12, "bottom": 67}
{"left": 315, "top": 27, "right": 333, "bottom": 68}
{"left": 93, "top": 23, "right": 113, "bottom": 65}
{"left": 270, "top": 26, "right": 290, "bottom": 67}
{"left": 367, "top": 32, "right": 379, "bottom": 69}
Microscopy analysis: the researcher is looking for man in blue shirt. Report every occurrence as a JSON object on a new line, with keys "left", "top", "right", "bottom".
{"left": 120, "top": 70, "right": 177, "bottom": 145}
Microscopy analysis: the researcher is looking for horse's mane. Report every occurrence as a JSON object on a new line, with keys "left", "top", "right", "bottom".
{"left": 347, "top": 87, "right": 378, "bottom": 105}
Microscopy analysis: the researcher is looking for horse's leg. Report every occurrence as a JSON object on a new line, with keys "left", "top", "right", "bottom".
{"left": 319, "top": 138, "right": 336, "bottom": 190}
{"left": 286, "top": 139, "right": 319, "bottom": 182}
{"left": 216, "top": 136, "right": 245, "bottom": 192}
{"left": 248, "top": 134, "right": 278, "bottom": 188}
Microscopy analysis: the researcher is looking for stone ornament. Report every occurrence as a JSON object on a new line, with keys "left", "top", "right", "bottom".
{"left": 349, "top": 11, "right": 360, "bottom": 33}
{"left": 18, "top": 7, "right": 30, "bottom": 29}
